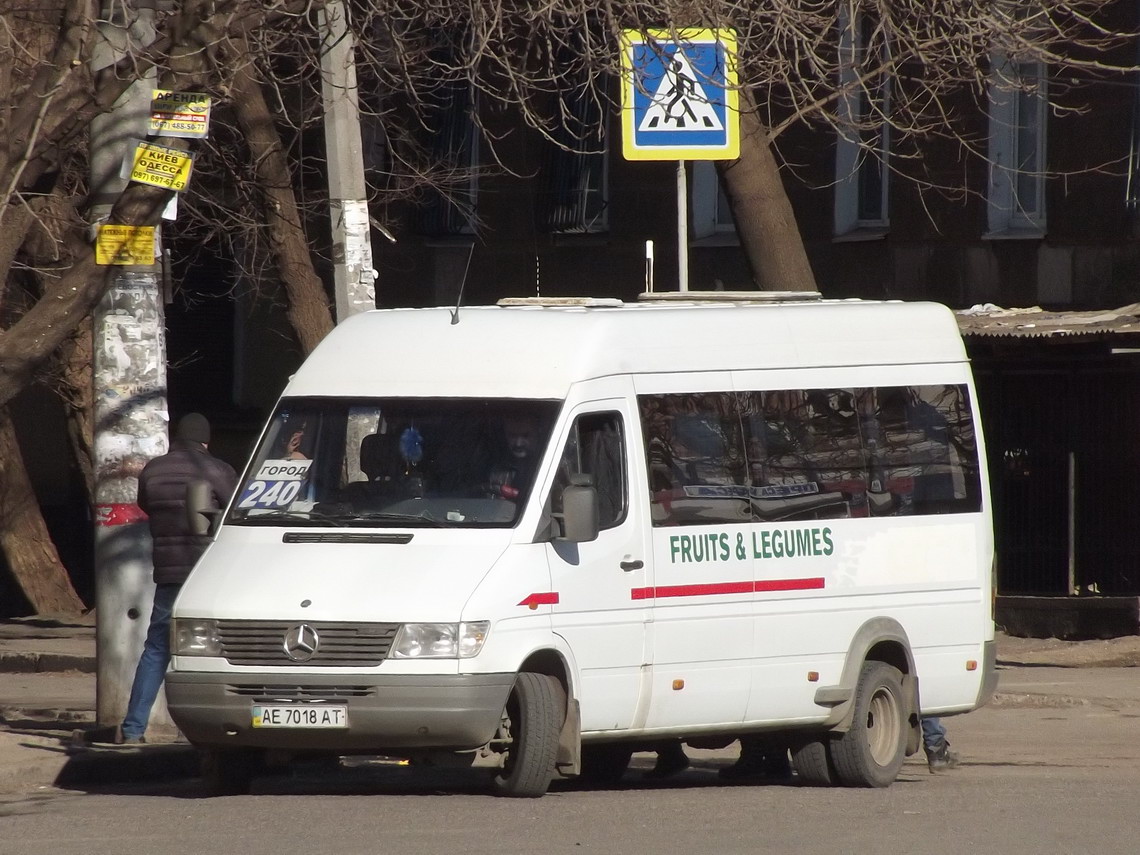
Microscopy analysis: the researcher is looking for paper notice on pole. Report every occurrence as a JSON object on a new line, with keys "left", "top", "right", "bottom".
{"left": 124, "top": 140, "right": 194, "bottom": 192}
{"left": 149, "top": 90, "right": 212, "bottom": 139}
{"left": 95, "top": 225, "right": 157, "bottom": 265}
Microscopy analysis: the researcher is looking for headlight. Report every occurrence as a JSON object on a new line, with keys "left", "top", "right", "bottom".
{"left": 392, "top": 621, "right": 489, "bottom": 659}
{"left": 172, "top": 618, "right": 222, "bottom": 656}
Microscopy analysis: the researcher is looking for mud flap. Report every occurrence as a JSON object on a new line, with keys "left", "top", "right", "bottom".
{"left": 903, "top": 672, "right": 921, "bottom": 756}
{"left": 555, "top": 697, "right": 581, "bottom": 777}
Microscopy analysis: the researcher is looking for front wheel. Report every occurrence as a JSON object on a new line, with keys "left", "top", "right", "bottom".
{"left": 830, "top": 661, "right": 908, "bottom": 788}
{"left": 200, "top": 747, "right": 264, "bottom": 796}
{"left": 490, "top": 672, "right": 566, "bottom": 797}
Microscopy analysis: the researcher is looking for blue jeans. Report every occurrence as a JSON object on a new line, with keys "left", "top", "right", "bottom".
{"left": 921, "top": 716, "right": 948, "bottom": 753}
{"left": 121, "top": 583, "right": 180, "bottom": 740}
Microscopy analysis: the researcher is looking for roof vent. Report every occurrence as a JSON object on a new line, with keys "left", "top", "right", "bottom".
{"left": 497, "top": 297, "right": 625, "bottom": 308}
{"left": 637, "top": 290, "right": 823, "bottom": 303}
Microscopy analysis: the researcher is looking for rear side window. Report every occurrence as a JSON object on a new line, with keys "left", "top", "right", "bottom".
{"left": 639, "top": 384, "right": 981, "bottom": 527}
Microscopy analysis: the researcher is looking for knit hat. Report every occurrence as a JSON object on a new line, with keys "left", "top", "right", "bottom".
{"left": 175, "top": 412, "right": 211, "bottom": 444}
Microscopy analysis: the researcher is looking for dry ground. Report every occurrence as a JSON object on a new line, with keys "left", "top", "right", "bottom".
{"left": 997, "top": 630, "right": 1140, "bottom": 668}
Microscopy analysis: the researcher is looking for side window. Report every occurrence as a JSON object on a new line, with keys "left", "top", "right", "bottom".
{"left": 551, "top": 412, "right": 627, "bottom": 530}
{"left": 741, "top": 388, "right": 869, "bottom": 520}
{"left": 739, "top": 390, "right": 858, "bottom": 521}
{"left": 642, "top": 385, "right": 982, "bottom": 526}
{"left": 864, "top": 384, "right": 982, "bottom": 515}
{"left": 639, "top": 393, "right": 748, "bottom": 527}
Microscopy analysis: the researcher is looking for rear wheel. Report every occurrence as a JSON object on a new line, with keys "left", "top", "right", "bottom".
{"left": 579, "top": 744, "right": 634, "bottom": 786}
{"left": 830, "top": 661, "right": 908, "bottom": 788}
{"left": 790, "top": 737, "right": 835, "bottom": 787}
{"left": 490, "top": 672, "right": 566, "bottom": 797}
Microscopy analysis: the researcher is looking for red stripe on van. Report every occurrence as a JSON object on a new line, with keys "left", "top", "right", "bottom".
{"left": 631, "top": 577, "right": 825, "bottom": 600}
{"left": 756, "top": 577, "right": 825, "bottom": 592}
{"left": 518, "top": 592, "right": 560, "bottom": 608}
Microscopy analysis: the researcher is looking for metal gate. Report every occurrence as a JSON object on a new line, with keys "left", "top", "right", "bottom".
{"left": 975, "top": 360, "right": 1140, "bottom": 595}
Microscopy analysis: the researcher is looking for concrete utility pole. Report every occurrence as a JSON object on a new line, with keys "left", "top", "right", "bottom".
{"left": 319, "top": 0, "right": 377, "bottom": 322}
{"left": 89, "top": 3, "right": 173, "bottom": 731}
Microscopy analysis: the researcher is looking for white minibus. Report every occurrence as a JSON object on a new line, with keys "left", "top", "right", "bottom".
{"left": 168, "top": 293, "right": 996, "bottom": 796}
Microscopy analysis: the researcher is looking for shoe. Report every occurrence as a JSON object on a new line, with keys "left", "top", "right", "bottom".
{"left": 82, "top": 724, "right": 145, "bottom": 746}
{"left": 926, "top": 742, "right": 960, "bottom": 773}
{"left": 644, "top": 745, "right": 690, "bottom": 779}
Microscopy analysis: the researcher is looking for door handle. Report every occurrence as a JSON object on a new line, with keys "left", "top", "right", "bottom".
{"left": 620, "top": 559, "right": 644, "bottom": 572}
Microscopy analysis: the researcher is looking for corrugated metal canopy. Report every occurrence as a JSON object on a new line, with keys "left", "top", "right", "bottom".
{"left": 955, "top": 303, "right": 1140, "bottom": 340}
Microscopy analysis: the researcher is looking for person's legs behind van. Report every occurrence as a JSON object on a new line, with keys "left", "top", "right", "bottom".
{"left": 922, "top": 716, "right": 960, "bottom": 772}
{"left": 719, "top": 735, "right": 792, "bottom": 780}
{"left": 645, "top": 740, "right": 689, "bottom": 779}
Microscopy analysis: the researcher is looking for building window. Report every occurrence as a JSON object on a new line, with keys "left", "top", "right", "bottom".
{"left": 690, "top": 161, "right": 736, "bottom": 242}
{"left": 418, "top": 81, "right": 479, "bottom": 236}
{"left": 541, "top": 84, "right": 609, "bottom": 234}
{"left": 987, "top": 55, "right": 1047, "bottom": 236}
{"left": 834, "top": 10, "right": 890, "bottom": 238}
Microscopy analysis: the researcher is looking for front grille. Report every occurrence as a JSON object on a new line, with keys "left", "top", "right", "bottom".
{"left": 217, "top": 620, "right": 399, "bottom": 667}
{"left": 227, "top": 684, "right": 375, "bottom": 700}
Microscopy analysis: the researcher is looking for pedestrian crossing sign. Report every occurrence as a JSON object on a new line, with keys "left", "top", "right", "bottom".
{"left": 620, "top": 29, "right": 739, "bottom": 161}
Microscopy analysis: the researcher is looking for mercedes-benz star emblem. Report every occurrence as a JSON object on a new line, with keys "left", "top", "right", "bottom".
{"left": 283, "top": 624, "right": 320, "bottom": 662}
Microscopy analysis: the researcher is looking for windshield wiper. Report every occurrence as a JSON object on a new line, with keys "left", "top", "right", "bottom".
{"left": 231, "top": 509, "right": 349, "bottom": 527}
{"left": 345, "top": 511, "right": 454, "bottom": 528}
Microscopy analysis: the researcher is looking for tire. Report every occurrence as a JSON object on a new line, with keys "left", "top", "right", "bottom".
{"left": 490, "top": 672, "right": 566, "bottom": 798}
{"left": 830, "top": 661, "right": 908, "bottom": 788}
{"left": 579, "top": 744, "right": 633, "bottom": 786}
{"left": 200, "top": 747, "right": 264, "bottom": 796}
{"left": 790, "top": 737, "right": 835, "bottom": 787}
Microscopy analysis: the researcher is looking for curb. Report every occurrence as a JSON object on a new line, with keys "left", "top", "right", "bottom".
{"left": 989, "top": 691, "right": 1092, "bottom": 709}
{"left": 0, "top": 652, "right": 97, "bottom": 674}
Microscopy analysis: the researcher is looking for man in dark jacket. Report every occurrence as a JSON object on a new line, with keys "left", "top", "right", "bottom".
{"left": 105, "top": 412, "right": 236, "bottom": 744}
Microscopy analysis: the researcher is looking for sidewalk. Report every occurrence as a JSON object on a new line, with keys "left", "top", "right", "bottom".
{"left": 1, "top": 616, "right": 1138, "bottom": 795}
{"left": 0, "top": 614, "right": 197, "bottom": 794}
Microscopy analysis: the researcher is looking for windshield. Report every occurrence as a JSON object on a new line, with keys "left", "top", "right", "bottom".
{"left": 228, "top": 397, "right": 560, "bottom": 528}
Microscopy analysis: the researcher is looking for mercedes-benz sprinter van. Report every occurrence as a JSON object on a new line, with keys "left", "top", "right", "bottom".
{"left": 167, "top": 293, "right": 995, "bottom": 796}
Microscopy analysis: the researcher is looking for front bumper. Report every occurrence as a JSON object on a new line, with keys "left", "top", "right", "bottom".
{"left": 165, "top": 671, "right": 515, "bottom": 752}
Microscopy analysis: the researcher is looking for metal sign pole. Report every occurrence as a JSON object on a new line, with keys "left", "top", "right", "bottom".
{"left": 677, "top": 161, "right": 688, "bottom": 291}
{"left": 620, "top": 29, "right": 738, "bottom": 294}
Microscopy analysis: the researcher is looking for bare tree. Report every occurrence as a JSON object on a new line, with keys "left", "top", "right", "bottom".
{"left": 353, "top": 1, "right": 1136, "bottom": 289}
{"left": 1, "top": 0, "right": 1135, "bottom": 612}
{"left": 8, "top": 1, "right": 1134, "bottom": 385}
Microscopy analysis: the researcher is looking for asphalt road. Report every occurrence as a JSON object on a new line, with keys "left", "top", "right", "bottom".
{"left": 2, "top": 665, "right": 1138, "bottom": 855}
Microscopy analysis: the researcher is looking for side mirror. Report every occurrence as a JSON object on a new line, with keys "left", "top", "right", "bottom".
{"left": 186, "top": 480, "right": 222, "bottom": 536}
{"left": 554, "top": 474, "right": 599, "bottom": 543}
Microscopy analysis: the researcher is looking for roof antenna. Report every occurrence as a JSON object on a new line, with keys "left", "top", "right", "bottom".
{"left": 450, "top": 243, "right": 475, "bottom": 325}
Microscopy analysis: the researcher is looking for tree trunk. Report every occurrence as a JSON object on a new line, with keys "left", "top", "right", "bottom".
{"left": 229, "top": 38, "right": 336, "bottom": 357}
{"left": 0, "top": 406, "right": 85, "bottom": 614}
{"left": 55, "top": 322, "right": 96, "bottom": 504}
{"left": 718, "top": 91, "right": 818, "bottom": 293}
{"left": 0, "top": 182, "right": 173, "bottom": 411}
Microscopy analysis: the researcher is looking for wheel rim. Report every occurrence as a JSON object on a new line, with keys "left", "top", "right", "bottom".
{"left": 866, "top": 685, "right": 901, "bottom": 766}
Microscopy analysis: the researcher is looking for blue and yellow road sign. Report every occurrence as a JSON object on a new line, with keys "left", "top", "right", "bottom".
{"left": 620, "top": 29, "right": 739, "bottom": 161}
